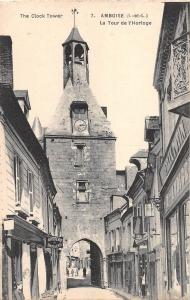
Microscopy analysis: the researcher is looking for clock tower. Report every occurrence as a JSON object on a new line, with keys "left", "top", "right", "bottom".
{"left": 63, "top": 26, "right": 89, "bottom": 88}
{"left": 44, "top": 25, "right": 117, "bottom": 288}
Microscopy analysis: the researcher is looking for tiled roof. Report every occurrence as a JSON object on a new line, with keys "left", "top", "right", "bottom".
{"left": 130, "top": 149, "right": 148, "bottom": 159}
{"left": 63, "top": 27, "right": 89, "bottom": 49}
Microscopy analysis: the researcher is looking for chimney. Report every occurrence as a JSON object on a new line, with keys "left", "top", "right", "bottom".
{"left": 0, "top": 36, "right": 13, "bottom": 88}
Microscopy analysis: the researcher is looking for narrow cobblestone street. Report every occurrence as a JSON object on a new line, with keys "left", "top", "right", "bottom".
{"left": 64, "top": 287, "right": 124, "bottom": 300}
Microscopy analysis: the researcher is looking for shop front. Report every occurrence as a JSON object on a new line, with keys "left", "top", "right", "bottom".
{"left": 3, "top": 215, "right": 63, "bottom": 300}
{"left": 107, "top": 253, "right": 123, "bottom": 289}
{"left": 3, "top": 215, "right": 46, "bottom": 300}
{"left": 161, "top": 150, "right": 190, "bottom": 299}
{"left": 136, "top": 244, "right": 148, "bottom": 297}
{"left": 148, "top": 251, "right": 157, "bottom": 300}
{"left": 123, "top": 252, "right": 136, "bottom": 295}
{"left": 41, "top": 235, "right": 63, "bottom": 300}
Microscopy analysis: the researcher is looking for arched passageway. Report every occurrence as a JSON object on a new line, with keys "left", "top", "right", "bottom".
{"left": 66, "top": 239, "right": 103, "bottom": 288}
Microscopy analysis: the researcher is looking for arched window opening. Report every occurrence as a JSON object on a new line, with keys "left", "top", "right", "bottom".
{"left": 74, "top": 44, "right": 84, "bottom": 65}
{"left": 65, "top": 45, "right": 72, "bottom": 65}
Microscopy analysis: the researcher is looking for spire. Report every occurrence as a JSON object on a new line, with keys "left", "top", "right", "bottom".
{"left": 32, "top": 116, "right": 44, "bottom": 141}
{"left": 62, "top": 27, "right": 89, "bottom": 49}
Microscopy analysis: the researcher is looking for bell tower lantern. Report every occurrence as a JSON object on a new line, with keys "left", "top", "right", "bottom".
{"left": 62, "top": 26, "right": 89, "bottom": 88}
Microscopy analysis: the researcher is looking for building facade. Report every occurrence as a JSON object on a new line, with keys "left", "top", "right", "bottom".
{"left": 144, "top": 116, "right": 163, "bottom": 300}
{"left": 0, "top": 36, "right": 62, "bottom": 300}
{"left": 153, "top": 3, "right": 190, "bottom": 300}
{"left": 105, "top": 207, "right": 123, "bottom": 290}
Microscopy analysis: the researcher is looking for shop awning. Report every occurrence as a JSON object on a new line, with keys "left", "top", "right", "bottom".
{"left": 4, "top": 215, "right": 47, "bottom": 246}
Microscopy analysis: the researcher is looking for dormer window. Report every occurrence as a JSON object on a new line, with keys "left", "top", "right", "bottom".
{"left": 71, "top": 101, "right": 89, "bottom": 135}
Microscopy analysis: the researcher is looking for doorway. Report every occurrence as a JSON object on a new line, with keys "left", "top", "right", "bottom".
{"left": 67, "top": 239, "right": 103, "bottom": 288}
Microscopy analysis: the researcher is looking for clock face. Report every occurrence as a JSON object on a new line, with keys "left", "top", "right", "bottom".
{"left": 74, "top": 119, "right": 87, "bottom": 132}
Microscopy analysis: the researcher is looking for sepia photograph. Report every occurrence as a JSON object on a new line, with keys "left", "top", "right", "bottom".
{"left": 0, "top": 0, "right": 189, "bottom": 299}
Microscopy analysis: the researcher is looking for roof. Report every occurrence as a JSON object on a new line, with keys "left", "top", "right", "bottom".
{"left": 153, "top": 3, "right": 182, "bottom": 89}
{"left": 63, "top": 27, "right": 89, "bottom": 49}
{"left": 104, "top": 207, "right": 121, "bottom": 220}
{"left": 130, "top": 149, "right": 148, "bottom": 159}
{"left": 121, "top": 206, "right": 133, "bottom": 222}
{"left": 126, "top": 169, "right": 146, "bottom": 199}
{"left": 14, "top": 90, "right": 31, "bottom": 110}
{"left": 45, "top": 81, "right": 115, "bottom": 138}
{"left": 0, "top": 85, "right": 56, "bottom": 196}
{"left": 116, "top": 170, "right": 126, "bottom": 175}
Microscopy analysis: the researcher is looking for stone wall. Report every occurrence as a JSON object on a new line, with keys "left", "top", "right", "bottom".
{"left": 45, "top": 136, "right": 117, "bottom": 255}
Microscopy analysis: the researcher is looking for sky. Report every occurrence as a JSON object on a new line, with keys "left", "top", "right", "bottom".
{"left": 0, "top": 0, "right": 164, "bottom": 169}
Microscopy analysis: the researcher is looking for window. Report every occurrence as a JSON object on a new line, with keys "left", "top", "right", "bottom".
{"left": 74, "top": 44, "right": 84, "bottom": 65}
{"left": 27, "top": 170, "right": 34, "bottom": 215}
{"left": 111, "top": 230, "right": 116, "bottom": 252}
{"left": 76, "top": 181, "right": 89, "bottom": 203}
{"left": 110, "top": 197, "right": 113, "bottom": 211}
{"left": 127, "top": 222, "right": 132, "bottom": 248}
{"left": 116, "top": 228, "right": 121, "bottom": 251}
{"left": 75, "top": 145, "right": 84, "bottom": 167}
{"left": 48, "top": 203, "right": 53, "bottom": 234}
{"left": 167, "top": 211, "right": 181, "bottom": 292}
{"left": 70, "top": 102, "right": 89, "bottom": 135}
{"left": 73, "top": 107, "right": 86, "bottom": 116}
{"left": 13, "top": 155, "right": 22, "bottom": 204}
{"left": 72, "top": 107, "right": 87, "bottom": 123}
{"left": 137, "top": 203, "right": 142, "bottom": 216}
{"left": 182, "top": 199, "right": 190, "bottom": 295}
{"left": 109, "top": 231, "right": 111, "bottom": 250}
{"left": 113, "top": 230, "right": 116, "bottom": 251}
{"left": 133, "top": 206, "right": 137, "bottom": 217}
{"left": 65, "top": 44, "right": 72, "bottom": 65}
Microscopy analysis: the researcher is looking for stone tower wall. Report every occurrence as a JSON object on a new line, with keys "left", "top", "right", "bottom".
{"left": 45, "top": 136, "right": 117, "bottom": 255}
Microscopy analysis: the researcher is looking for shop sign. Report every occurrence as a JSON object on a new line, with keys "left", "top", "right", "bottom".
{"left": 165, "top": 156, "right": 189, "bottom": 211}
{"left": 139, "top": 244, "right": 147, "bottom": 250}
{"left": 145, "top": 204, "right": 154, "bottom": 217}
{"left": 46, "top": 236, "right": 63, "bottom": 248}
{"left": 4, "top": 219, "right": 14, "bottom": 230}
{"left": 160, "top": 117, "right": 189, "bottom": 185}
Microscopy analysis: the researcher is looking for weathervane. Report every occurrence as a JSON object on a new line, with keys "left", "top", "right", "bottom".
{"left": 71, "top": 8, "right": 79, "bottom": 28}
